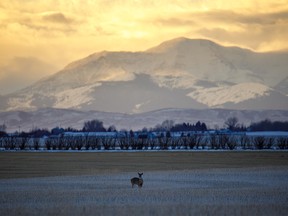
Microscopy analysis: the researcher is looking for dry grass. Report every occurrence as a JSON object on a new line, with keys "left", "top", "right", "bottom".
{"left": 1, "top": 168, "right": 288, "bottom": 216}
{"left": 0, "top": 152, "right": 288, "bottom": 216}
{"left": 0, "top": 151, "right": 288, "bottom": 179}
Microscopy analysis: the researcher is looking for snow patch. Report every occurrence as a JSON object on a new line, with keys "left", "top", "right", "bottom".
{"left": 54, "top": 83, "right": 101, "bottom": 109}
{"left": 187, "top": 83, "right": 271, "bottom": 107}
{"left": 133, "top": 100, "right": 150, "bottom": 113}
{"left": 246, "top": 131, "right": 288, "bottom": 137}
{"left": 152, "top": 70, "right": 197, "bottom": 89}
{"left": 98, "top": 67, "right": 135, "bottom": 82}
{"left": 7, "top": 94, "right": 34, "bottom": 110}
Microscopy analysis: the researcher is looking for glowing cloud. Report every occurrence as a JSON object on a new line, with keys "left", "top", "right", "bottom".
{"left": 0, "top": 0, "right": 288, "bottom": 94}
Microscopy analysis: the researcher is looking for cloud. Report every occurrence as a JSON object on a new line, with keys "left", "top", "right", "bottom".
{"left": 41, "top": 12, "right": 72, "bottom": 24}
{"left": 0, "top": 0, "right": 288, "bottom": 94}
{"left": 0, "top": 57, "right": 57, "bottom": 95}
{"left": 196, "top": 9, "right": 288, "bottom": 26}
{"left": 1, "top": 1, "right": 287, "bottom": 51}
{"left": 194, "top": 9, "right": 288, "bottom": 51}
{"left": 153, "top": 17, "right": 197, "bottom": 28}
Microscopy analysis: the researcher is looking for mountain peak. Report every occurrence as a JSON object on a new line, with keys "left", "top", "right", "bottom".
{"left": 64, "top": 51, "right": 110, "bottom": 70}
{"left": 147, "top": 37, "right": 218, "bottom": 53}
{"left": 1, "top": 37, "right": 287, "bottom": 112}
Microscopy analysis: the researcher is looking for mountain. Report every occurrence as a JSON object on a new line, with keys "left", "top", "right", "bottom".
{"left": 1, "top": 108, "right": 288, "bottom": 133}
{"left": 0, "top": 37, "right": 287, "bottom": 113}
{"left": 275, "top": 76, "right": 288, "bottom": 95}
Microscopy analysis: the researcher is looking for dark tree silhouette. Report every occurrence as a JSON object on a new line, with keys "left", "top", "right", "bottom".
{"left": 225, "top": 117, "right": 239, "bottom": 131}
{"left": 83, "top": 120, "right": 106, "bottom": 132}
{"left": 250, "top": 119, "right": 288, "bottom": 131}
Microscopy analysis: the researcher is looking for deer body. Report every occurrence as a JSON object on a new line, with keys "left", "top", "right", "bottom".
{"left": 131, "top": 173, "right": 143, "bottom": 188}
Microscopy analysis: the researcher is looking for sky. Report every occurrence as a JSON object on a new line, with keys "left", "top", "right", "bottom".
{"left": 0, "top": 0, "right": 288, "bottom": 94}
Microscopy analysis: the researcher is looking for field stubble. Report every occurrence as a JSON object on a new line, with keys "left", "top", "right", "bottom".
{"left": 0, "top": 151, "right": 288, "bottom": 215}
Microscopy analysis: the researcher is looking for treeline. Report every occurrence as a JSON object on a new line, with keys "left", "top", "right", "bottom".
{"left": 0, "top": 119, "right": 208, "bottom": 138}
{"left": 1, "top": 118, "right": 288, "bottom": 138}
{"left": 1, "top": 118, "right": 288, "bottom": 151}
{"left": 149, "top": 120, "right": 207, "bottom": 132}
{"left": 250, "top": 119, "right": 288, "bottom": 131}
{"left": 1, "top": 132, "right": 288, "bottom": 151}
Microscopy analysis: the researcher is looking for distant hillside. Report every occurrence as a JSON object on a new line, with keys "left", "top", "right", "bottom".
{"left": 1, "top": 108, "right": 288, "bottom": 133}
{"left": 0, "top": 37, "right": 287, "bottom": 112}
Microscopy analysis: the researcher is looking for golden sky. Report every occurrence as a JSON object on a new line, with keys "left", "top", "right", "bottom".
{"left": 0, "top": 0, "right": 288, "bottom": 94}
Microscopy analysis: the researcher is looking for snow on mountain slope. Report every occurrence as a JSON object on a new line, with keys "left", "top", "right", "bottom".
{"left": 54, "top": 83, "right": 102, "bottom": 109}
{"left": 148, "top": 38, "right": 263, "bottom": 85}
{"left": 6, "top": 94, "right": 34, "bottom": 111}
{"left": 149, "top": 38, "right": 288, "bottom": 86}
{"left": 188, "top": 83, "right": 271, "bottom": 107}
{"left": 0, "top": 37, "right": 287, "bottom": 112}
{"left": 275, "top": 77, "right": 288, "bottom": 96}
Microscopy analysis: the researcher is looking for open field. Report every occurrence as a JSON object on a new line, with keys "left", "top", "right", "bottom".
{"left": 1, "top": 151, "right": 288, "bottom": 179}
{"left": 0, "top": 152, "right": 288, "bottom": 215}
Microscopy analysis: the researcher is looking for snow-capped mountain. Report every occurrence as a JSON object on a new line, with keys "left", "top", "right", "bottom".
{"left": 0, "top": 37, "right": 287, "bottom": 113}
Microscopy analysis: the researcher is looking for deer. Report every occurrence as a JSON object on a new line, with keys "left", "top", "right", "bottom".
{"left": 131, "top": 172, "right": 143, "bottom": 188}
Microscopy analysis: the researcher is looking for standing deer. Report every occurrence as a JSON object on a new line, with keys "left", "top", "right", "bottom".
{"left": 131, "top": 172, "right": 143, "bottom": 188}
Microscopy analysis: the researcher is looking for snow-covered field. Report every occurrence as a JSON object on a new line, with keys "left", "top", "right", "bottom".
{"left": 1, "top": 168, "right": 288, "bottom": 216}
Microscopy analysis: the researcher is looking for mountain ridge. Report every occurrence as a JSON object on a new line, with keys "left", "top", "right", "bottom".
{"left": 1, "top": 107, "right": 288, "bottom": 133}
{"left": 0, "top": 37, "right": 287, "bottom": 113}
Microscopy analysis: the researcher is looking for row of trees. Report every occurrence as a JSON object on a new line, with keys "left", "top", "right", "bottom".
{"left": 1, "top": 118, "right": 288, "bottom": 138}
{"left": 250, "top": 119, "right": 288, "bottom": 131}
{"left": 0, "top": 120, "right": 208, "bottom": 138}
{"left": 1, "top": 133, "right": 288, "bottom": 151}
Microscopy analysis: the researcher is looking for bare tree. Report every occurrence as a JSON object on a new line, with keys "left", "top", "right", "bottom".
{"left": 180, "top": 135, "right": 189, "bottom": 149}
{"left": 158, "top": 136, "right": 170, "bottom": 150}
{"left": 118, "top": 137, "right": 127, "bottom": 150}
{"left": 89, "top": 137, "right": 101, "bottom": 150}
{"left": 225, "top": 117, "right": 239, "bottom": 131}
{"left": 188, "top": 133, "right": 203, "bottom": 149}
{"left": 170, "top": 137, "right": 180, "bottom": 150}
{"left": 4, "top": 137, "right": 17, "bottom": 150}
{"left": 266, "top": 137, "right": 274, "bottom": 149}
{"left": 102, "top": 137, "right": 115, "bottom": 150}
{"left": 161, "top": 120, "right": 174, "bottom": 131}
{"left": 149, "top": 138, "right": 157, "bottom": 150}
{"left": 219, "top": 134, "right": 230, "bottom": 149}
{"left": 19, "top": 137, "right": 29, "bottom": 150}
{"left": 45, "top": 139, "right": 52, "bottom": 150}
{"left": 253, "top": 136, "right": 266, "bottom": 149}
{"left": 277, "top": 137, "right": 288, "bottom": 149}
{"left": 33, "top": 138, "right": 40, "bottom": 150}
{"left": 239, "top": 134, "right": 250, "bottom": 149}
{"left": 0, "top": 124, "right": 6, "bottom": 132}
{"left": 209, "top": 133, "right": 219, "bottom": 149}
